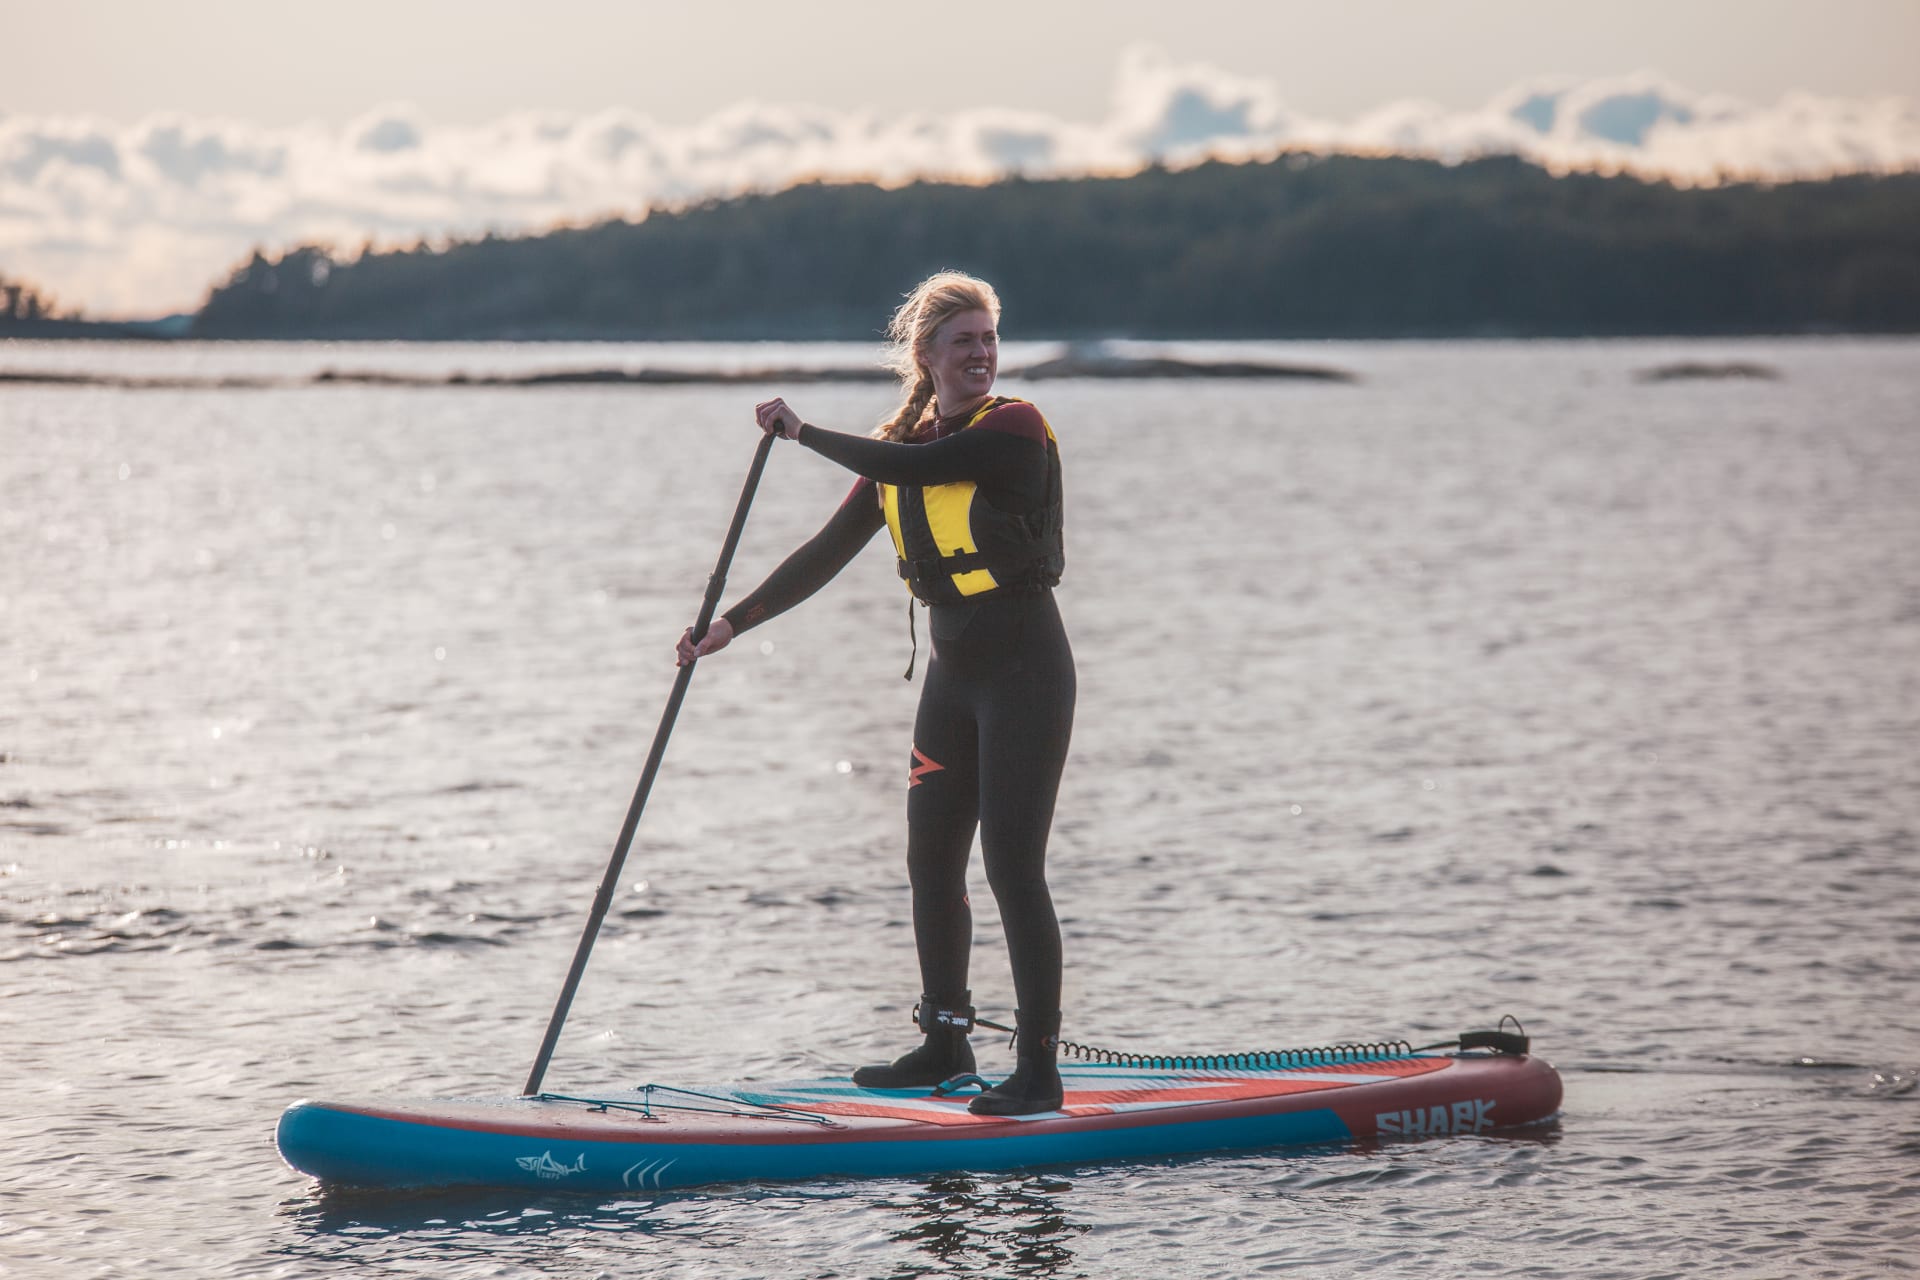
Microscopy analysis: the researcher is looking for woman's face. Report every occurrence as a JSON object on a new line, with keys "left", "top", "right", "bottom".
{"left": 920, "top": 308, "right": 998, "bottom": 408}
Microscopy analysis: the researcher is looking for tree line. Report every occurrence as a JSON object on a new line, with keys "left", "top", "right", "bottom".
{"left": 183, "top": 153, "right": 1920, "bottom": 339}
{"left": 0, "top": 272, "right": 194, "bottom": 339}
{"left": 0, "top": 273, "right": 64, "bottom": 328}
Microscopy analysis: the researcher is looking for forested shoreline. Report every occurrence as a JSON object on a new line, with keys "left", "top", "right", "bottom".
{"left": 10, "top": 153, "right": 1920, "bottom": 340}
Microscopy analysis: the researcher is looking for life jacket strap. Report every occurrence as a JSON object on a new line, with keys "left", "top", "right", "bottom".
{"left": 897, "top": 550, "right": 994, "bottom": 580}
{"left": 903, "top": 597, "right": 919, "bottom": 681}
{"left": 897, "top": 550, "right": 1056, "bottom": 591}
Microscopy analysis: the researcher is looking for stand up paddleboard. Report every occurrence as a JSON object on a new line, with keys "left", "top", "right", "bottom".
{"left": 278, "top": 1030, "right": 1561, "bottom": 1192}
{"left": 277, "top": 443, "right": 1564, "bottom": 1194}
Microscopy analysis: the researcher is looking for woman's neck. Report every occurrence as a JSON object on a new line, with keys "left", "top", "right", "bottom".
{"left": 936, "top": 392, "right": 993, "bottom": 422}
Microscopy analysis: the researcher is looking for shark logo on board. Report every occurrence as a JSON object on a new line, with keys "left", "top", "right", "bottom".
{"left": 515, "top": 1150, "right": 587, "bottom": 1180}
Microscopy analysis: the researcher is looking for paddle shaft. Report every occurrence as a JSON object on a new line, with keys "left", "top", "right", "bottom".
{"left": 522, "top": 430, "right": 777, "bottom": 1096}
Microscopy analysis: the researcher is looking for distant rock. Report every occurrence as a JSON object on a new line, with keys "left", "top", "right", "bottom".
{"left": 491, "top": 366, "right": 893, "bottom": 386}
{"left": 1637, "top": 361, "right": 1781, "bottom": 383}
{"left": 0, "top": 369, "right": 278, "bottom": 389}
{"left": 0, "top": 351, "right": 1358, "bottom": 390}
{"left": 1009, "top": 344, "right": 1354, "bottom": 381}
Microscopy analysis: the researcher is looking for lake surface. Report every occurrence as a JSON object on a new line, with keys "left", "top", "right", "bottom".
{"left": 3, "top": 337, "right": 1916, "bottom": 1278}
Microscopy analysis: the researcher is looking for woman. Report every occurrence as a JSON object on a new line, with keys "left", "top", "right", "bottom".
{"left": 675, "top": 271, "right": 1074, "bottom": 1116}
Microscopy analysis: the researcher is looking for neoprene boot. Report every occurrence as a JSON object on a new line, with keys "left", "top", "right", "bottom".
{"left": 968, "top": 1010, "right": 1063, "bottom": 1116}
{"left": 851, "top": 992, "right": 978, "bottom": 1089}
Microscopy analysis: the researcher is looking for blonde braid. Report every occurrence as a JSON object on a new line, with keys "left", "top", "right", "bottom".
{"left": 882, "top": 370, "right": 937, "bottom": 441}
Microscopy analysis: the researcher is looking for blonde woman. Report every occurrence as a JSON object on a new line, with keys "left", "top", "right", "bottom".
{"left": 677, "top": 271, "right": 1073, "bottom": 1116}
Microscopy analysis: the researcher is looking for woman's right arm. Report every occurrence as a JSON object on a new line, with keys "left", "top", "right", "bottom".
{"left": 677, "top": 479, "right": 884, "bottom": 664}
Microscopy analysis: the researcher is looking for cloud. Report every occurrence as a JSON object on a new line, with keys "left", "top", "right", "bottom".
{"left": 1110, "top": 46, "right": 1296, "bottom": 158}
{"left": 3, "top": 50, "right": 1917, "bottom": 316}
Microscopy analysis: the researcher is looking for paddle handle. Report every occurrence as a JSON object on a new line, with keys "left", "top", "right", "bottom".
{"left": 522, "top": 430, "right": 777, "bottom": 1096}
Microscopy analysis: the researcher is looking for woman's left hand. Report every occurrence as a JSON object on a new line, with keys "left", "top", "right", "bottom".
{"left": 675, "top": 616, "right": 734, "bottom": 666}
{"left": 755, "top": 398, "right": 803, "bottom": 440}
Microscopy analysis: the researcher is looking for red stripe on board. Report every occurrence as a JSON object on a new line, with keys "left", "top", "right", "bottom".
{"left": 796, "top": 1073, "right": 1406, "bottom": 1124}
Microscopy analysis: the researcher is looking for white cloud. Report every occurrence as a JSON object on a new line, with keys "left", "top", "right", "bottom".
{"left": 3, "top": 51, "right": 1916, "bottom": 316}
{"left": 1109, "top": 45, "right": 1297, "bottom": 159}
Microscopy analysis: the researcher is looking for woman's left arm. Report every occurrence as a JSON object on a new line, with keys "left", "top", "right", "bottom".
{"left": 794, "top": 423, "right": 1039, "bottom": 489}
{"left": 754, "top": 395, "right": 1048, "bottom": 493}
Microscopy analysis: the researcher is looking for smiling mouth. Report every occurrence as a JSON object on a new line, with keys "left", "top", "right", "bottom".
{"left": 964, "top": 365, "right": 990, "bottom": 375}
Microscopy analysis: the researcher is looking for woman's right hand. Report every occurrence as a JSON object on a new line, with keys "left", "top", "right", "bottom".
{"left": 755, "top": 398, "right": 803, "bottom": 439}
{"left": 676, "top": 616, "right": 735, "bottom": 666}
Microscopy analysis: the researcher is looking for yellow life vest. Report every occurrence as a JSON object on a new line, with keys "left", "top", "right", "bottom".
{"left": 879, "top": 396, "right": 1064, "bottom": 605}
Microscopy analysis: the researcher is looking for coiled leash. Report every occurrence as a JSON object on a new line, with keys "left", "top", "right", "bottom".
{"left": 920, "top": 1006, "right": 1531, "bottom": 1094}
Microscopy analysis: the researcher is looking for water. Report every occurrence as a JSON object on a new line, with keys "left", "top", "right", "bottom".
{"left": 3, "top": 337, "right": 1916, "bottom": 1278}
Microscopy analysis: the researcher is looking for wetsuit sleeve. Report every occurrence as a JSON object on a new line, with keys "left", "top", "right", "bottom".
{"left": 795, "top": 422, "right": 1045, "bottom": 497}
{"left": 721, "top": 479, "right": 885, "bottom": 634}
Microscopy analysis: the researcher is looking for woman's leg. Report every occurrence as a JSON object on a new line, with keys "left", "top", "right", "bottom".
{"left": 905, "top": 657, "right": 980, "bottom": 999}
{"left": 970, "top": 595, "right": 1075, "bottom": 1115}
{"left": 851, "top": 656, "right": 980, "bottom": 1087}
{"left": 976, "top": 612, "right": 1075, "bottom": 1016}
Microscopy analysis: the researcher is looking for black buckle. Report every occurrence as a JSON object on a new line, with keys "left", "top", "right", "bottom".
{"left": 898, "top": 551, "right": 994, "bottom": 580}
{"left": 1459, "top": 1029, "right": 1530, "bottom": 1056}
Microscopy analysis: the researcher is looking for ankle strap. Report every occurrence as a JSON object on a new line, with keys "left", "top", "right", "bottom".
{"left": 1014, "top": 1009, "right": 1062, "bottom": 1051}
{"left": 913, "top": 992, "right": 976, "bottom": 1034}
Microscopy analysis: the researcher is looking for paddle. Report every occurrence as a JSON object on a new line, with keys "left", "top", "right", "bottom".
{"left": 522, "top": 429, "right": 778, "bottom": 1096}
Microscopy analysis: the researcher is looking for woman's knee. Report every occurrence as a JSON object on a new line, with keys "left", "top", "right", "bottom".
{"left": 907, "top": 836, "right": 972, "bottom": 898}
{"left": 981, "top": 846, "right": 1050, "bottom": 904}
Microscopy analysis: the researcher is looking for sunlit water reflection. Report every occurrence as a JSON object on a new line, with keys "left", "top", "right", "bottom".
{"left": 3, "top": 338, "right": 1915, "bottom": 1277}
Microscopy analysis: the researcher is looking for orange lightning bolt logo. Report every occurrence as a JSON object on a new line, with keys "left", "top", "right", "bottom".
{"left": 908, "top": 747, "right": 945, "bottom": 789}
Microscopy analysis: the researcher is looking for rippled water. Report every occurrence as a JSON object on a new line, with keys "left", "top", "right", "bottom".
{"left": 4, "top": 338, "right": 1916, "bottom": 1278}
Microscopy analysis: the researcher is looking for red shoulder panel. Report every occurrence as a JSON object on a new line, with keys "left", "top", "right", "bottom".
{"left": 972, "top": 401, "right": 1047, "bottom": 441}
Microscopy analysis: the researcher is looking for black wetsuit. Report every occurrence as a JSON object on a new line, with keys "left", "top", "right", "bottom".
{"left": 721, "top": 403, "right": 1075, "bottom": 1018}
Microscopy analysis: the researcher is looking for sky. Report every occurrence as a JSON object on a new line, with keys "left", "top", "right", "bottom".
{"left": 6, "top": 0, "right": 1920, "bottom": 316}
